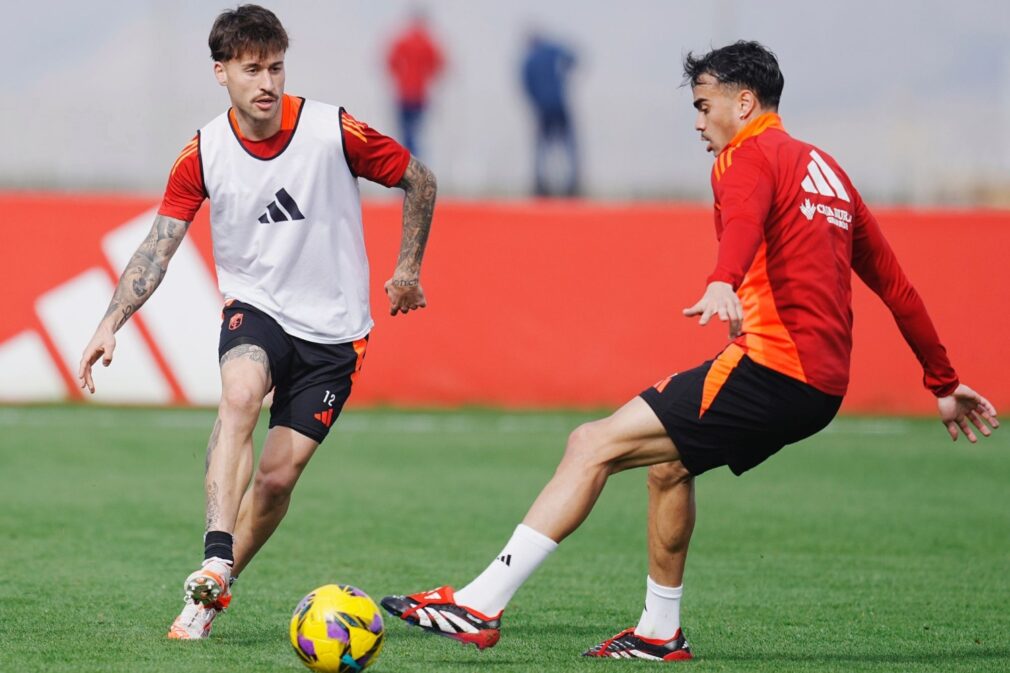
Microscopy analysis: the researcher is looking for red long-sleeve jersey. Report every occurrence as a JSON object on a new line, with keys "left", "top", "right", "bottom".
{"left": 706, "top": 112, "right": 958, "bottom": 398}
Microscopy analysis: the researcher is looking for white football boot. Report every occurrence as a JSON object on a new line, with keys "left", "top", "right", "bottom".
{"left": 166, "top": 559, "right": 233, "bottom": 640}
{"left": 183, "top": 558, "right": 232, "bottom": 606}
{"left": 166, "top": 596, "right": 229, "bottom": 640}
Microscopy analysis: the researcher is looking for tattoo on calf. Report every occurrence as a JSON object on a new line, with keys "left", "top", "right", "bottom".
{"left": 205, "top": 481, "right": 220, "bottom": 530}
{"left": 204, "top": 418, "right": 222, "bottom": 474}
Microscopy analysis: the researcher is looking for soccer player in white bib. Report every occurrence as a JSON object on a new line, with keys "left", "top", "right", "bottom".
{"left": 76, "top": 5, "right": 437, "bottom": 640}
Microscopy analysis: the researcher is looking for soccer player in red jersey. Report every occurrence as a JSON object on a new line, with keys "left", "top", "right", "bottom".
{"left": 76, "top": 5, "right": 436, "bottom": 641}
{"left": 381, "top": 41, "right": 999, "bottom": 660}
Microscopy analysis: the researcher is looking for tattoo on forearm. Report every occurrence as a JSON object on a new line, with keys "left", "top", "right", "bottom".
{"left": 131, "top": 276, "right": 149, "bottom": 298}
{"left": 101, "top": 215, "right": 190, "bottom": 332}
{"left": 206, "top": 481, "right": 220, "bottom": 530}
{"left": 204, "top": 418, "right": 222, "bottom": 474}
{"left": 395, "top": 156, "right": 436, "bottom": 276}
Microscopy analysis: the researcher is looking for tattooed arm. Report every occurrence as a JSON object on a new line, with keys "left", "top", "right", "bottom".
{"left": 385, "top": 156, "right": 436, "bottom": 316}
{"left": 78, "top": 214, "right": 191, "bottom": 392}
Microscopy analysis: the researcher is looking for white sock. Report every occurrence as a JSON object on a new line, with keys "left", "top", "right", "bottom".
{"left": 454, "top": 524, "right": 558, "bottom": 617}
{"left": 634, "top": 576, "right": 683, "bottom": 640}
{"left": 201, "top": 557, "right": 233, "bottom": 580}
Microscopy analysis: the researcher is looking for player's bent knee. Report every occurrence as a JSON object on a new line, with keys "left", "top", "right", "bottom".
{"left": 219, "top": 385, "right": 263, "bottom": 420}
{"left": 564, "top": 423, "right": 595, "bottom": 458}
{"left": 254, "top": 468, "right": 297, "bottom": 503}
{"left": 565, "top": 423, "right": 591, "bottom": 450}
{"left": 647, "top": 461, "right": 692, "bottom": 491}
{"left": 563, "top": 422, "right": 615, "bottom": 470}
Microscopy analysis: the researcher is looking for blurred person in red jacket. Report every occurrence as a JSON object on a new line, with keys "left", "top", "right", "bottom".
{"left": 386, "top": 9, "right": 444, "bottom": 157}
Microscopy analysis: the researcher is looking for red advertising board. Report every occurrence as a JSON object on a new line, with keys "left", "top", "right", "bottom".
{"left": 1, "top": 193, "right": 1006, "bottom": 415}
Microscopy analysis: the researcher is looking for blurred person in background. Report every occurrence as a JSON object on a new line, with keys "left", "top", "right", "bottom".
{"left": 386, "top": 8, "right": 444, "bottom": 157}
{"left": 77, "top": 4, "right": 436, "bottom": 642}
{"left": 380, "top": 40, "right": 998, "bottom": 661}
{"left": 522, "top": 30, "right": 579, "bottom": 197}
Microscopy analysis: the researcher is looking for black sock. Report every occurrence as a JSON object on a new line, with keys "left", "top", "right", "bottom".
{"left": 203, "top": 530, "right": 234, "bottom": 565}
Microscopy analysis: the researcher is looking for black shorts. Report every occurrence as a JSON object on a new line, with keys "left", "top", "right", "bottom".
{"left": 219, "top": 301, "right": 367, "bottom": 444}
{"left": 640, "top": 351, "right": 842, "bottom": 476}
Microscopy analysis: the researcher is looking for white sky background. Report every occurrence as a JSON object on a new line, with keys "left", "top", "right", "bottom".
{"left": 2, "top": 0, "right": 1009, "bottom": 203}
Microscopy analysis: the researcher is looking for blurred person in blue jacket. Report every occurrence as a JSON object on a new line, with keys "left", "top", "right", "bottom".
{"left": 522, "top": 32, "right": 579, "bottom": 197}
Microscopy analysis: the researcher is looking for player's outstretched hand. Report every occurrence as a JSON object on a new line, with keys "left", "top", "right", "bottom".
{"left": 937, "top": 384, "right": 999, "bottom": 443}
{"left": 683, "top": 281, "right": 743, "bottom": 338}
{"left": 78, "top": 328, "right": 117, "bottom": 394}
{"left": 384, "top": 277, "right": 427, "bottom": 316}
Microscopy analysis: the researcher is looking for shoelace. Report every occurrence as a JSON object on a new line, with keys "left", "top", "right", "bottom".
{"left": 589, "top": 627, "right": 636, "bottom": 655}
{"left": 401, "top": 591, "right": 453, "bottom": 620}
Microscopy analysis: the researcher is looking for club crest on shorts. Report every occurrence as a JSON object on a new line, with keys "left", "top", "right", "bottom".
{"left": 229, "top": 312, "right": 244, "bottom": 331}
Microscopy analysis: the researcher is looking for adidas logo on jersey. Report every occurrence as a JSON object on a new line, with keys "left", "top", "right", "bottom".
{"left": 498, "top": 554, "right": 512, "bottom": 567}
{"left": 800, "top": 150, "right": 850, "bottom": 203}
{"left": 798, "top": 150, "right": 852, "bottom": 230}
{"left": 257, "top": 188, "right": 306, "bottom": 223}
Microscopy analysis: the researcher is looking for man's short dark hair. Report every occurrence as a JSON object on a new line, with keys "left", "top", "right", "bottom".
{"left": 209, "top": 4, "right": 289, "bottom": 62}
{"left": 683, "top": 41, "right": 784, "bottom": 109}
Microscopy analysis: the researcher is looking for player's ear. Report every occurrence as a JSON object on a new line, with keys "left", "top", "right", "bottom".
{"left": 213, "top": 61, "right": 228, "bottom": 87}
{"left": 737, "top": 89, "right": 757, "bottom": 119}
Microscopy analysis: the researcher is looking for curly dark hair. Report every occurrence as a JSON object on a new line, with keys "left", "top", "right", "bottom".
{"left": 209, "top": 4, "right": 289, "bottom": 62}
{"left": 683, "top": 41, "right": 784, "bottom": 109}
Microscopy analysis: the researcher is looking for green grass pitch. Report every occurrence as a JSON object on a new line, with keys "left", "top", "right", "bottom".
{"left": 0, "top": 406, "right": 1007, "bottom": 673}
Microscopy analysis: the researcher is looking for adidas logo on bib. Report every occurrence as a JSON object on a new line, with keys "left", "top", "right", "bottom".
{"left": 257, "top": 188, "right": 306, "bottom": 223}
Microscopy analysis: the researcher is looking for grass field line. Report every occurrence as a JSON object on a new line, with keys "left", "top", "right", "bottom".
{"left": 0, "top": 406, "right": 915, "bottom": 435}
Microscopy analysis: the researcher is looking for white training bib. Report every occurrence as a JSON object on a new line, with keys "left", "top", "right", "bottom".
{"left": 199, "top": 98, "right": 371, "bottom": 344}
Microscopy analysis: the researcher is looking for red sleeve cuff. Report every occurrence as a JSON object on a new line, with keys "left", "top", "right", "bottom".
{"left": 159, "top": 138, "right": 205, "bottom": 222}
{"left": 930, "top": 378, "right": 960, "bottom": 398}
{"left": 157, "top": 203, "right": 200, "bottom": 222}
{"left": 706, "top": 270, "right": 739, "bottom": 288}
{"left": 387, "top": 149, "right": 410, "bottom": 186}
{"left": 341, "top": 109, "right": 412, "bottom": 187}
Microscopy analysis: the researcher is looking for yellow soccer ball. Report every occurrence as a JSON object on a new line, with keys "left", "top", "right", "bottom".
{"left": 290, "top": 584, "right": 385, "bottom": 672}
